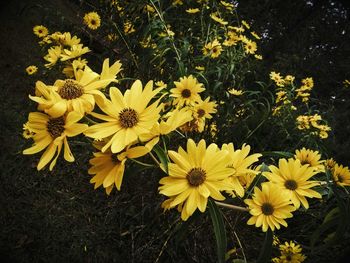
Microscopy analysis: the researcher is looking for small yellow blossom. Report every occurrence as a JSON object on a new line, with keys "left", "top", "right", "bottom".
{"left": 186, "top": 8, "right": 200, "bottom": 14}
{"left": 33, "top": 25, "right": 49, "bottom": 38}
{"left": 26, "top": 65, "right": 38, "bottom": 75}
{"left": 83, "top": 12, "right": 101, "bottom": 30}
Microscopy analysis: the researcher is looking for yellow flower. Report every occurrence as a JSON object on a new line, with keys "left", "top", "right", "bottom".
{"left": 172, "top": 0, "right": 184, "bottom": 6}
{"left": 285, "top": 75, "right": 295, "bottom": 83}
{"left": 124, "top": 21, "right": 135, "bottom": 34}
{"left": 139, "top": 108, "right": 193, "bottom": 145}
{"left": 52, "top": 32, "right": 81, "bottom": 47}
{"left": 244, "top": 182, "right": 296, "bottom": 232}
{"left": 324, "top": 158, "right": 337, "bottom": 170}
{"left": 332, "top": 164, "right": 350, "bottom": 187}
{"left": 301, "top": 77, "right": 314, "bottom": 89}
{"left": 83, "top": 12, "right": 101, "bottom": 30}
{"left": 270, "top": 71, "right": 285, "bottom": 87}
{"left": 254, "top": 54, "right": 263, "bottom": 60}
{"left": 251, "top": 31, "right": 261, "bottom": 40}
{"left": 343, "top": 79, "right": 350, "bottom": 88}
{"left": 107, "top": 33, "right": 117, "bottom": 42}
{"left": 30, "top": 59, "right": 122, "bottom": 117}
{"left": 210, "top": 13, "right": 228, "bottom": 25}
{"left": 23, "top": 111, "right": 88, "bottom": 171}
{"left": 89, "top": 144, "right": 152, "bottom": 194}
{"left": 60, "top": 44, "right": 90, "bottom": 61}
{"left": 193, "top": 97, "right": 217, "bottom": 119}
{"left": 159, "top": 139, "right": 233, "bottom": 221}
{"left": 220, "top": 1, "right": 235, "bottom": 10}
{"left": 203, "top": 39, "right": 223, "bottom": 58}
{"left": 186, "top": 8, "right": 200, "bottom": 14}
{"left": 85, "top": 80, "right": 163, "bottom": 153}
{"left": 170, "top": 75, "right": 205, "bottom": 107}
{"left": 222, "top": 143, "right": 261, "bottom": 197}
{"left": 223, "top": 31, "right": 240, "bottom": 46}
{"left": 263, "top": 158, "right": 322, "bottom": 209}
{"left": 62, "top": 58, "right": 88, "bottom": 78}
{"left": 26, "top": 65, "right": 38, "bottom": 75}
{"left": 241, "top": 20, "right": 250, "bottom": 29}
{"left": 22, "top": 123, "right": 35, "bottom": 139}
{"left": 44, "top": 46, "right": 62, "bottom": 68}
{"left": 273, "top": 241, "right": 306, "bottom": 263}
{"left": 294, "top": 147, "right": 325, "bottom": 173}
{"left": 195, "top": 65, "right": 205, "bottom": 71}
{"left": 228, "top": 88, "right": 243, "bottom": 96}
{"left": 33, "top": 25, "right": 49, "bottom": 38}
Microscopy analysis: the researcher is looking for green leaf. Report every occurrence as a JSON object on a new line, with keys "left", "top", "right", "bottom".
{"left": 208, "top": 199, "right": 227, "bottom": 263}
{"left": 153, "top": 144, "right": 169, "bottom": 174}
{"left": 257, "top": 229, "right": 273, "bottom": 263}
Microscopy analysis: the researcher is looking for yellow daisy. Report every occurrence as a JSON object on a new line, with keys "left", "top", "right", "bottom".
{"left": 23, "top": 111, "right": 88, "bottom": 171}
{"left": 263, "top": 158, "right": 322, "bottom": 209}
{"left": 60, "top": 44, "right": 91, "bottom": 61}
{"left": 89, "top": 144, "right": 151, "bottom": 194}
{"left": 273, "top": 241, "right": 306, "bottom": 263}
{"left": 228, "top": 88, "right": 243, "bottom": 96}
{"left": 62, "top": 58, "right": 88, "bottom": 78}
{"left": 244, "top": 182, "right": 296, "bottom": 232}
{"left": 44, "top": 46, "right": 62, "bottom": 68}
{"left": 83, "top": 12, "right": 101, "bottom": 30}
{"left": 294, "top": 147, "right": 325, "bottom": 173}
{"left": 222, "top": 143, "right": 261, "bottom": 197}
{"left": 30, "top": 59, "right": 122, "bottom": 117}
{"left": 158, "top": 139, "right": 233, "bottom": 221}
{"left": 193, "top": 97, "right": 217, "bottom": 119}
{"left": 33, "top": 25, "right": 49, "bottom": 38}
{"left": 332, "top": 164, "right": 350, "bottom": 187}
{"left": 203, "top": 39, "right": 223, "bottom": 58}
{"left": 85, "top": 80, "right": 164, "bottom": 153}
{"left": 186, "top": 8, "right": 200, "bottom": 14}
{"left": 244, "top": 40, "right": 257, "bottom": 54}
{"left": 26, "top": 65, "right": 38, "bottom": 75}
{"left": 210, "top": 13, "right": 228, "bottom": 25}
{"left": 170, "top": 75, "right": 205, "bottom": 107}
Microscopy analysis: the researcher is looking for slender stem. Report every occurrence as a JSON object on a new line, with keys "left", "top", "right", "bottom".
{"left": 129, "top": 158, "right": 155, "bottom": 168}
{"left": 84, "top": 115, "right": 97, "bottom": 124}
{"left": 215, "top": 201, "right": 249, "bottom": 212}
{"left": 149, "top": 0, "right": 181, "bottom": 62}
{"left": 149, "top": 151, "right": 161, "bottom": 166}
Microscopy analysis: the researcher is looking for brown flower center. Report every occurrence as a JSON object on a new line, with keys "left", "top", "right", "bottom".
{"left": 186, "top": 168, "right": 206, "bottom": 186}
{"left": 47, "top": 117, "right": 65, "bottom": 138}
{"left": 197, "top": 109, "right": 205, "bottom": 118}
{"left": 91, "top": 19, "right": 96, "bottom": 25}
{"left": 338, "top": 175, "right": 344, "bottom": 183}
{"left": 119, "top": 108, "right": 139, "bottom": 128}
{"left": 181, "top": 88, "right": 191, "bottom": 98}
{"left": 58, "top": 79, "right": 84, "bottom": 100}
{"left": 261, "top": 203, "right": 274, "bottom": 215}
{"left": 284, "top": 179, "right": 298, "bottom": 190}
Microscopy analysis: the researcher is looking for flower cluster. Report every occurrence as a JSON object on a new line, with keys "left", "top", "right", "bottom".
{"left": 296, "top": 114, "right": 331, "bottom": 139}
{"left": 31, "top": 26, "right": 90, "bottom": 77}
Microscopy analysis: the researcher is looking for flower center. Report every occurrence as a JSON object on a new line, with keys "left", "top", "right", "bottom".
{"left": 261, "top": 203, "right": 274, "bottom": 215}
{"left": 91, "top": 19, "right": 96, "bottom": 25}
{"left": 284, "top": 179, "right": 298, "bottom": 190}
{"left": 300, "top": 159, "right": 310, "bottom": 165}
{"left": 58, "top": 79, "right": 84, "bottom": 100}
{"left": 47, "top": 117, "right": 65, "bottom": 138}
{"left": 119, "top": 108, "right": 139, "bottom": 128}
{"left": 181, "top": 89, "right": 191, "bottom": 98}
{"left": 186, "top": 168, "right": 206, "bottom": 186}
{"left": 197, "top": 109, "right": 205, "bottom": 118}
{"left": 338, "top": 175, "right": 344, "bottom": 183}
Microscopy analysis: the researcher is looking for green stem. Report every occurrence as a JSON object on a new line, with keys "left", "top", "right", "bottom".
{"left": 214, "top": 201, "right": 249, "bottom": 212}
